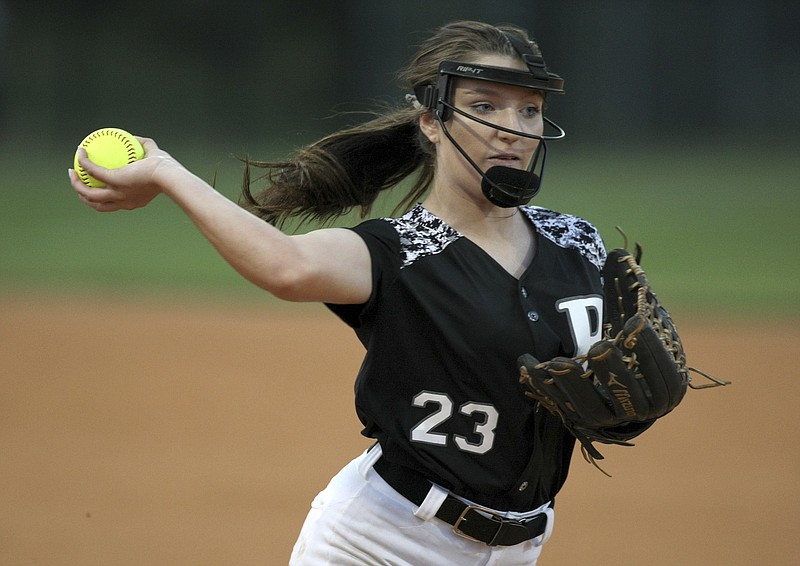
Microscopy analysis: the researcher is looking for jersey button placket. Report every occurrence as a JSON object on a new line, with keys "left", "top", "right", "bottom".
{"left": 519, "top": 285, "right": 540, "bottom": 325}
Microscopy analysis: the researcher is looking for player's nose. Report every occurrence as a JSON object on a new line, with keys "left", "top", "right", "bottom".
{"left": 494, "top": 109, "right": 524, "bottom": 140}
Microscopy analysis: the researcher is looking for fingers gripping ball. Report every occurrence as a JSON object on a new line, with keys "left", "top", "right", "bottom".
{"left": 73, "top": 128, "right": 145, "bottom": 187}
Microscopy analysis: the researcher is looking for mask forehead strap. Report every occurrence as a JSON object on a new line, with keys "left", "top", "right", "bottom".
{"left": 502, "top": 32, "right": 550, "bottom": 81}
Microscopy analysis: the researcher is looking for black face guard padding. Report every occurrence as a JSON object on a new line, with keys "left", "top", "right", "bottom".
{"left": 414, "top": 57, "right": 567, "bottom": 207}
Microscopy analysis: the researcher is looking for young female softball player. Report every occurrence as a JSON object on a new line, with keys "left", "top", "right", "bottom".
{"left": 70, "top": 20, "right": 615, "bottom": 565}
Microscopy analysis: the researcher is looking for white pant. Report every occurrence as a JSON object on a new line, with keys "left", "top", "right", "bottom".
{"left": 289, "top": 447, "right": 553, "bottom": 565}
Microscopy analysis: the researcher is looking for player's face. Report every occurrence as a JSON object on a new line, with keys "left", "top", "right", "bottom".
{"left": 436, "top": 54, "right": 545, "bottom": 195}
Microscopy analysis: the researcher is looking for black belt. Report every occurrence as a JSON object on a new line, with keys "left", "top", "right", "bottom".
{"left": 373, "top": 456, "right": 548, "bottom": 547}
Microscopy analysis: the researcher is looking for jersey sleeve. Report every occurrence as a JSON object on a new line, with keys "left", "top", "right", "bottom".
{"left": 325, "top": 219, "right": 401, "bottom": 329}
{"left": 523, "top": 205, "right": 607, "bottom": 271}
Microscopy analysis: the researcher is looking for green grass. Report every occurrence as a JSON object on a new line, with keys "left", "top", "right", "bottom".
{"left": 535, "top": 142, "right": 800, "bottom": 318}
{"left": 1, "top": 144, "right": 261, "bottom": 301}
{"left": 2, "top": 140, "right": 797, "bottom": 318}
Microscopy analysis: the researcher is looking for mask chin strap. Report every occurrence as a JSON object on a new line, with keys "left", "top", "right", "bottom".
{"left": 432, "top": 101, "right": 563, "bottom": 208}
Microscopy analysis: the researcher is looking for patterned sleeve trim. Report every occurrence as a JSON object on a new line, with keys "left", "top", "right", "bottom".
{"left": 382, "top": 204, "right": 606, "bottom": 271}
{"left": 384, "top": 204, "right": 461, "bottom": 269}
{"left": 522, "top": 206, "right": 607, "bottom": 270}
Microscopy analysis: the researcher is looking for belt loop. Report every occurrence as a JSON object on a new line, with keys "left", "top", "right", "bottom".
{"left": 358, "top": 443, "right": 383, "bottom": 479}
{"left": 413, "top": 483, "right": 448, "bottom": 521}
{"left": 537, "top": 506, "right": 555, "bottom": 546}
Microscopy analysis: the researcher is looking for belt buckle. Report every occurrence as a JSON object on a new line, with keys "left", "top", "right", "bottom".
{"left": 452, "top": 504, "right": 504, "bottom": 545}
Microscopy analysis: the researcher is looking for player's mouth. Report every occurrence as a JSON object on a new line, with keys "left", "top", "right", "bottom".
{"left": 487, "top": 153, "right": 523, "bottom": 168}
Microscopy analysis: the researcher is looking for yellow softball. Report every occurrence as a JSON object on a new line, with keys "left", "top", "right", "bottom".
{"left": 73, "top": 128, "right": 145, "bottom": 188}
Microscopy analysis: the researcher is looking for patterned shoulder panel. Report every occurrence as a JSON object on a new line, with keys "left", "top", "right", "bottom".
{"left": 522, "top": 206, "right": 607, "bottom": 270}
{"left": 385, "top": 204, "right": 461, "bottom": 269}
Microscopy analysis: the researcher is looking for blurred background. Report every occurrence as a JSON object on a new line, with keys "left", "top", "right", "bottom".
{"left": 1, "top": 0, "right": 798, "bottom": 313}
{"left": 1, "top": 3, "right": 799, "bottom": 565}
{"left": 2, "top": 0, "right": 799, "bottom": 148}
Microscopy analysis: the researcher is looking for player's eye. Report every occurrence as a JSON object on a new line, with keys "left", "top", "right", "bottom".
{"left": 470, "top": 102, "right": 495, "bottom": 115}
{"left": 521, "top": 105, "right": 541, "bottom": 119}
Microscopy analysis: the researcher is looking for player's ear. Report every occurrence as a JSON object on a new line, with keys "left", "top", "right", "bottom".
{"left": 418, "top": 112, "right": 440, "bottom": 144}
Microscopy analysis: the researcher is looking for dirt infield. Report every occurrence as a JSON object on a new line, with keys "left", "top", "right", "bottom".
{"left": 2, "top": 294, "right": 797, "bottom": 565}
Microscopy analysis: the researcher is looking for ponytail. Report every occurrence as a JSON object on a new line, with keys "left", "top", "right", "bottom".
{"left": 242, "top": 21, "right": 538, "bottom": 228}
{"left": 241, "top": 107, "right": 434, "bottom": 228}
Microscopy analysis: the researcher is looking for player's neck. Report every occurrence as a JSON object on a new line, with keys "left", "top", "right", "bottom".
{"left": 422, "top": 191, "right": 520, "bottom": 238}
{"left": 422, "top": 192, "right": 535, "bottom": 278}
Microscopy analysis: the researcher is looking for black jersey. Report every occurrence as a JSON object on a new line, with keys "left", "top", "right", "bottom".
{"left": 327, "top": 204, "right": 606, "bottom": 511}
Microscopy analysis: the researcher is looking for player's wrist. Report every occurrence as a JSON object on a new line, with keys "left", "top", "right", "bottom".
{"left": 156, "top": 162, "right": 223, "bottom": 211}
{"left": 151, "top": 157, "right": 195, "bottom": 196}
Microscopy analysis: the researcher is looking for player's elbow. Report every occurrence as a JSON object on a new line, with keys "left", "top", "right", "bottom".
{"left": 258, "top": 263, "right": 319, "bottom": 302}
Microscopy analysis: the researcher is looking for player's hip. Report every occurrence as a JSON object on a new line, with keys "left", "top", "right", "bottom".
{"left": 289, "top": 447, "right": 550, "bottom": 565}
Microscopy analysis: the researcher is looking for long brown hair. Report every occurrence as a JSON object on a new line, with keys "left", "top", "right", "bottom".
{"left": 241, "top": 21, "right": 537, "bottom": 227}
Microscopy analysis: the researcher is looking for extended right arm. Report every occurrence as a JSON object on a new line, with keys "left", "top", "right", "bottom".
{"left": 68, "top": 137, "right": 372, "bottom": 305}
